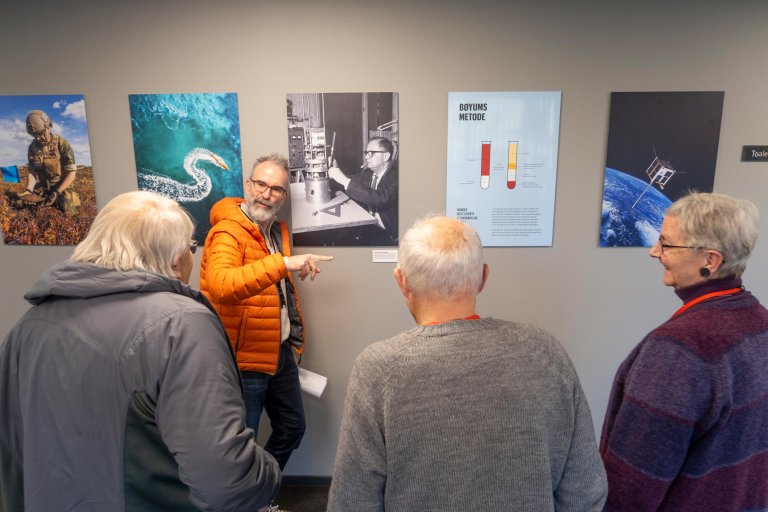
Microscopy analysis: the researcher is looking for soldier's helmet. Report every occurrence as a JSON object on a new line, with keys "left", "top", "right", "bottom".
{"left": 26, "top": 110, "right": 52, "bottom": 136}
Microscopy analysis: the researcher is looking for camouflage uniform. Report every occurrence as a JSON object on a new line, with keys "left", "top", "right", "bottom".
{"left": 27, "top": 134, "right": 80, "bottom": 214}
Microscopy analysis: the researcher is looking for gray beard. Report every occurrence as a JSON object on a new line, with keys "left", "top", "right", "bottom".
{"left": 244, "top": 199, "right": 278, "bottom": 223}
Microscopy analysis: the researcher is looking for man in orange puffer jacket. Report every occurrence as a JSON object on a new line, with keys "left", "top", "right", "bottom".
{"left": 200, "top": 153, "right": 332, "bottom": 474}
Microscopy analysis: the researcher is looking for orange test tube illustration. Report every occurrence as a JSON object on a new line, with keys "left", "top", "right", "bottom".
{"left": 507, "top": 141, "right": 518, "bottom": 189}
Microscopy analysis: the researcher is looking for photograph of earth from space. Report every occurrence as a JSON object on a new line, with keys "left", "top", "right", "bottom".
{"left": 600, "top": 167, "right": 671, "bottom": 247}
{"left": 598, "top": 91, "right": 724, "bottom": 248}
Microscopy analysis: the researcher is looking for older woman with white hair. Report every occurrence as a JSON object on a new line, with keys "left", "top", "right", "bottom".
{"left": 0, "top": 191, "right": 280, "bottom": 511}
{"left": 600, "top": 192, "right": 768, "bottom": 511}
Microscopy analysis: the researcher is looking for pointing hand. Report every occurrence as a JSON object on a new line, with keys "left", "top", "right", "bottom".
{"left": 284, "top": 254, "right": 334, "bottom": 281}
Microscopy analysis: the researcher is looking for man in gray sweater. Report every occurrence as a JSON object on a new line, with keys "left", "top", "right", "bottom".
{"left": 328, "top": 216, "right": 607, "bottom": 511}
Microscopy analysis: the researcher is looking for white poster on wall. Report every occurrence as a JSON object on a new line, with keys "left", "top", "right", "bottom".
{"left": 446, "top": 91, "right": 561, "bottom": 247}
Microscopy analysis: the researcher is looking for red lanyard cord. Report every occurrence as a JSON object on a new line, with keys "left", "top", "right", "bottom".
{"left": 673, "top": 288, "right": 742, "bottom": 317}
{"left": 423, "top": 315, "right": 481, "bottom": 326}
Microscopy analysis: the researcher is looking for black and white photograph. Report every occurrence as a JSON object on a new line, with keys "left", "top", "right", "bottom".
{"left": 286, "top": 92, "right": 399, "bottom": 247}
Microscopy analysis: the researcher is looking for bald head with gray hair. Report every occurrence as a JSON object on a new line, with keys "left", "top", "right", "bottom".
{"left": 397, "top": 216, "right": 485, "bottom": 299}
{"left": 71, "top": 190, "right": 195, "bottom": 278}
{"left": 666, "top": 192, "right": 759, "bottom": 278}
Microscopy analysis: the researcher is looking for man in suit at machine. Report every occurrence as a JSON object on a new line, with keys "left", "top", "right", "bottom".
{"left": 328, "top": 136, "right": 398, "bottom": 245}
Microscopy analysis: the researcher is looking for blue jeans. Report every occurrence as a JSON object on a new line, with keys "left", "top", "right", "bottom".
{"left": 241, "top": 342, "right": 305, "bottom": 470}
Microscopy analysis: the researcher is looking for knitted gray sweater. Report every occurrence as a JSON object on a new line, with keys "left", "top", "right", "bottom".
{"left": 328, "top": 317, "right": 606, "bottom": 511}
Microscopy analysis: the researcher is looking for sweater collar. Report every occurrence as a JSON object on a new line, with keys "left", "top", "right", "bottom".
{"left": 410, "top": 316, "right": 495, "bottom": 337}
{"left": 674, "top": 276, "right": 743, "bottom": 304}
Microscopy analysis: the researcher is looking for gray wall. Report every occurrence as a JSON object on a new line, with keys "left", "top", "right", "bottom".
{"left": 2, "top": 0, "right": 767, "bottom": 477}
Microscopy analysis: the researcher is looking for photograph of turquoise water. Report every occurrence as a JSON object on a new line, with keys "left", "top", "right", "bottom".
{"left": 129, "top": 92, "right": 243, "bottom": 243}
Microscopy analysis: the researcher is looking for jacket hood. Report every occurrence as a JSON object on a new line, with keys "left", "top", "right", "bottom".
{"left": 24, "top": 260, "right": 210, "bottom": 307}
{"left": 210, "top": 197, "right": 246, "bottom": 227}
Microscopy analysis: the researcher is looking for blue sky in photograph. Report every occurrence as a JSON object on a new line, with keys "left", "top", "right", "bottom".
{"left": 0, "top": 94, "right": 93, "bottom": 167}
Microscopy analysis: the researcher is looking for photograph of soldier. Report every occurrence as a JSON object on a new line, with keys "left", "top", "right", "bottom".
{"left": 20, "top": 109, "right": 80, "bottom": 214}
{"left": 0, "top": 94, "right": 97, "bottom": 245}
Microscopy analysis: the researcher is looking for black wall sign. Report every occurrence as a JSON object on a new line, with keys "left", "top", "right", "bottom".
{"left": 741, "top": 146, "right": 768, "bottom": 162}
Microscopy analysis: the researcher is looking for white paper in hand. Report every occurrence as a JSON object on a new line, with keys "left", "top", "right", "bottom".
{"left": 298, "top": 367, "right": 328, "bottom": 398}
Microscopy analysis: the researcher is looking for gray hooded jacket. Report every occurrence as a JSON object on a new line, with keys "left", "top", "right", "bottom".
{"left": 0, "top": 260, "right": 280, "bottom": 511}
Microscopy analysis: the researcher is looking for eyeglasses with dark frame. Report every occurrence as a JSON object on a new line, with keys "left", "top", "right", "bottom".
{"left": 248, "top": 178, "right": 287, "bottom": 197}
{"left": 656, "top": 240, "right": 726, "bottom": 264}
{"left": 659, "top": 243, "right": 699, "bottom": 254}
{"left": 363, "top": 150, "right": 387, "bottom": 157}
{"left": 190, "top": 240, "right": 198, "bottom": 254}
{"left": 656, "top": 236, "right": 700, "bottom": 254}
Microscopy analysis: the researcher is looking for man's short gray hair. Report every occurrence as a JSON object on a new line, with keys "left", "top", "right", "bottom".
{"left": 252, "top": 153, "right": 290, "bottom": 176}
{"left": 666, "top": 192, "right": 759, "bottom": 278}
{"left": 71, "top": 191, "right": 194, "bottom": 278}
{"left": 398, "top": 215, "right": 484, "bottom": 298}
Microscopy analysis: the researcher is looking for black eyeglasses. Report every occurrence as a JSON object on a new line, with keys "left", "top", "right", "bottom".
{"left": 658, "top": 242, "right": 698, "bottom": 254}
{"left": 189, "top": 240, "right": 198, "bottom": 254}
{"left": 363, "top": 150, "right": 387, "bottom": 156}
{"left": 248, "top": 179, "right": 287, "bottom": 197}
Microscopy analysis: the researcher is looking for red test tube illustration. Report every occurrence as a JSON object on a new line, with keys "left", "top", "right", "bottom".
{"left": 481, "top": 141, "right": 491, "bottom": 189}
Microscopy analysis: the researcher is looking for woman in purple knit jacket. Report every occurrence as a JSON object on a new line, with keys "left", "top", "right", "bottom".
{"left": 600, "top": 192, "right": 768, "bottom": 512}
